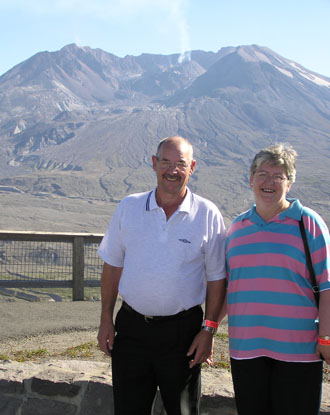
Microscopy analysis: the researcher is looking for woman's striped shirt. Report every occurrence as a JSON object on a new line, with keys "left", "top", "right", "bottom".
{"left": 226, "top": 198, "right": 330, "bottom": 362}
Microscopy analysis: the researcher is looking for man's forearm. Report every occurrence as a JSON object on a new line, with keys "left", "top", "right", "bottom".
{"left": 98, "top": 263, "right": 123, "bottom": 355}
{"left": 100, "top": 263, "right": 123, "bottom": 323}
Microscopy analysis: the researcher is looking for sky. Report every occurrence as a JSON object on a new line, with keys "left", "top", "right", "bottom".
{"left": 1, "top": 0, "right": 330, "bottom": 77}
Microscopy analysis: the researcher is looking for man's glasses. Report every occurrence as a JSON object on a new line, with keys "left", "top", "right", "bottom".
{"left": 156, "top": 158, "right": 190, "bottom": 171}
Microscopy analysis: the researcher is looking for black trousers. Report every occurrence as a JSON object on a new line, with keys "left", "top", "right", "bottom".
{"left": 230, "top": 356, "right": 323, "bottom": 415}
{"left": 111, "top": 304, "right": 203, "bottom": 415}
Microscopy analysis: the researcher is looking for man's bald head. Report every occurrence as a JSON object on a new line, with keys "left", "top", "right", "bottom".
{"left": 156, "top": 136, "right": 194, "bottom": 161}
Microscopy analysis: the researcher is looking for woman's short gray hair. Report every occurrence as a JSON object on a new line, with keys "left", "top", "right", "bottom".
{"left": 250, "top": 143, "right": 297, "bottom": 183}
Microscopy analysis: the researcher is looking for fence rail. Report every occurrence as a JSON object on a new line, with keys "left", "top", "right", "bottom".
{"left": 0, "top": 231, "right": 104, "bottom": 300}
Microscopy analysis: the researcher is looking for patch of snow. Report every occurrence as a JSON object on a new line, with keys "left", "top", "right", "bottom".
{"left": 289, "top": 62, "right": 330, "bottom": 88}
{"left": 237, "top": 48, "right": 257, "bottom": 62}
{"left": 254, "top": 51, "right": 272, "bottom": 64}
{"left": 238, "top": 48, "right": 272, "bottom": 64}
{"left": 275, "top": 66, "right": 293, "bottom": 78}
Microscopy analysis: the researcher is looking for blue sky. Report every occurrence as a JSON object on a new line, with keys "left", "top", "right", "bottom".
{"left": 1, "top": 0, "right": 329, "bottom": 77}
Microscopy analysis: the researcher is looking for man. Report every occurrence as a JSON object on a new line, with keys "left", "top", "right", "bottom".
{"left": 97, "top": 136, "right": 226, "bottom": 414}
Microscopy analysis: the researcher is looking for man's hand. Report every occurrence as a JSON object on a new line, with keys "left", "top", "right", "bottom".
{"left": 97, "top": 263, "right": 122, "bottom": 357}
{"left": 97, "top": 320, "right": 115, "bottom": 357}
{"left": 187, "top": 329, "right": 214, "bottom": 368}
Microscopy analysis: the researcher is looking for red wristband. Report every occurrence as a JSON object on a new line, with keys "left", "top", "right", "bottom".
{"left": 203, "top": 319, "right": 219, "bottom": 329}
{"left": 318, "top": 338, "right": 330, "bottom": 346}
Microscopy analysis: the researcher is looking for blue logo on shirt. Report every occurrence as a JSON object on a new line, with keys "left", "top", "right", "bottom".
{"left": 178, "top": 238, "right": 191, "bottom": 244}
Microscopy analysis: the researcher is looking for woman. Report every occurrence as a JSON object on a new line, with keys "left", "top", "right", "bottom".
{"left": 225, "top": 143, "right": 330, "bottom": 415}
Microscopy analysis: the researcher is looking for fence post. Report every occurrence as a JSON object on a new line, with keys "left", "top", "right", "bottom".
{"left": 72, "top": 236, "right": 84, "bottom": 301}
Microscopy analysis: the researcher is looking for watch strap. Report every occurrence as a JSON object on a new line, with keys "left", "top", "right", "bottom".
{"left": 202, "top": 326, "right": 217, "bottom": 335}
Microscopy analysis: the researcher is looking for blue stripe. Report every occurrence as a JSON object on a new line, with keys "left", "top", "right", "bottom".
{"left": 227, "top": 291, "right": 315, "bottom": 307}
{"left": 227, "top": 222, "right": 301, "bottom": 244}
{"left": 319, "top": 282, "right": 330, "bottom": 291}
{"left": 315, "top": 258, "right": 330, "bottom": 276}
{"left": 228, "top": 315, "right": 317, "bottom": 331}
{"left": 302, "top": 208, "right": 330, "bottom": 234}
{"left": 228, "top": 266, "right": 312, "bottom": 289}
{"left": 313, "top": 233, "right": 330, "bottom": 251}
{"left": 227, "top": 242, "right": 303, "bottom": 260}
{"left": 229, "top": 338, "right": 316, "bottom": 354}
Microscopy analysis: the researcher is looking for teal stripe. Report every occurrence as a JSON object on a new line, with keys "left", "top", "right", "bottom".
{"left": 314, "top": 233, "right": 330, "bottom": 250}
{"left": 227, "top": 242, "right": 303, "bottom": 259}
{"left": 227, "top": 222, "right": 301, "bottom": 243}
{"left": 302, "top": 208, "right": 330, "bottom": 235}
{"left": 228, "top": 315, "right": 316, "bottom": 330}
{"left": 320, "top": 282, "right": 330, "bottom": 291}
{"left": 228, "top": 291, "right": 315, "bottom": 307}
{"left": 315, "top": 258, "right": 330, "bottom": 276}
{"left": 229, "top": 338, "right": 316, "bottom": 354}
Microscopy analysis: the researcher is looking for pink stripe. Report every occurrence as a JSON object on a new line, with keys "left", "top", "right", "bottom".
{"left": 230, "top": 349, "right": 319, "bottom": 362}
{"left": 302, "top": 216, "right": 323, "bottom": 239}
{"left": 227, "top": 231, "right": 303, "bottom": 251}
{"left": 228, "top": 326, "right": 317, "bottom": 343}
{"left": 228, "top": 253, "right": 307, "bottom": 276}
{"left": 311, "top": 245, "right": 330, "bottom": 284}
{"left": 319, "top": 269, "right": 330, "bottom": 284}
{"left": 229, "top": 219, "right": 253, "bottom": 233}
{"left": 312, "top": 244, "right": 330, "bottom": 267}
{"left": 228, "top": 278, "right": 307, "bottom": 295}
{"left": 281, "top": 217, "right": 299, "bottom": 225}
{"left": 227, "top": 303, "right": 318, "bottom": 319}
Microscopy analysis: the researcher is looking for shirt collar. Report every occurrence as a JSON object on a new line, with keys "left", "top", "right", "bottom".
{"left": 240, "top": 198, "right": 303, "bottom": 223}
{"left": 279, "top": 198, "right": 303, "bottom": 220}
{"left": 146, "top": 187, "right": 192, "bottom": 213}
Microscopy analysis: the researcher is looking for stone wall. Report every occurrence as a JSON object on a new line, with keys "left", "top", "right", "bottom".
{"left": 1, "top": 360, "right": 329, "bottom": 415}
{"left": 0, "top": 360, "right": 238, "bottom": 415}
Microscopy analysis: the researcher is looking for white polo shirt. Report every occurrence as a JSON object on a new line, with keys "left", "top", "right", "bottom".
{"left": 98, "top": 188, "right": 226, "bottom": 316}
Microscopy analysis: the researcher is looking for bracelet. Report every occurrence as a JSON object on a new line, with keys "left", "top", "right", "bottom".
{"left": 202, "top": 319, "right": 219, "bottom": 329}
{"left": 318, "top": 338, "right": 330, "bottom": 346}
{"left": 202, "top": 326, "right": 217, "bottom": 335}
{"left": 319, "top": 335, "right": 330, "bottom": 340}
{"left": 202, "top": 319, "right": 218, "bottom": 335}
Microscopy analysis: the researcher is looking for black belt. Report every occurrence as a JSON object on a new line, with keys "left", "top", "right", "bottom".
{"left": 122, "top": 301, "right": 201, "bottom": 323}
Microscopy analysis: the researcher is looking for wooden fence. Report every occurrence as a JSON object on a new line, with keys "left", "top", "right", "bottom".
{"left": 0, "top": 231, "right": 103, "bottom": 301}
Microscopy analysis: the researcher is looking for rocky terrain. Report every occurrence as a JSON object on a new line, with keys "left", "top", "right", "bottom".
{"left": 0, "top": 44, "right": 329, "bottom": 232}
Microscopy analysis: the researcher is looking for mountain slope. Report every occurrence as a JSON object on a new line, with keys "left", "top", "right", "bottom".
{"left": 0, "top": 44, "right": 329, "bottom": 231}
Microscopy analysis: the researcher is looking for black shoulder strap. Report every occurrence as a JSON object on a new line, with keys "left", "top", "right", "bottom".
{"left": 299, "top": 219, "right": 319, "bottom": 308}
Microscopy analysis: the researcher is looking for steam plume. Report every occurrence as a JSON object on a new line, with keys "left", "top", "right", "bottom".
{"left": 169, "top": 0, "right": 191, "bottom": 63}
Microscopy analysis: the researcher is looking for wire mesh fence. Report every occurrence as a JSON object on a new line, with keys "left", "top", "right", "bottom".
{"left": 0, "top": 239, "right": 73, "bottom": 281}
{"left": 0, "top": 231, "right": 103, "bottom": 299}
{"left": 84, "top": 242, "right": 104, "bottom": 281}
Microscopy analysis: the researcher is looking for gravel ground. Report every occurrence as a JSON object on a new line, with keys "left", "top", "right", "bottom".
{"left": 1, "top": 294, "right": 329, "bottom": 413}
{"left": 0, "top": 293, "right": 327, "bottom": 383}
{"left": 0, "top": 295, "right": 230, "bottom": 367}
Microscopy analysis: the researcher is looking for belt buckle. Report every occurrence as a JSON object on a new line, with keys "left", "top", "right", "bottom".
{"left": 144, "top": 315, "right": 154, "bottom": 323}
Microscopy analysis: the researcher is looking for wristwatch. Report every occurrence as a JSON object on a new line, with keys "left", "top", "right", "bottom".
{"left": 201, "top": 319, "right": 218, "bottom": 335}
{"left": 202, "top": 326, "right": 217, "bottom": 335}
{"left": 319, "top": 335, "right": 330, "bottom": 340}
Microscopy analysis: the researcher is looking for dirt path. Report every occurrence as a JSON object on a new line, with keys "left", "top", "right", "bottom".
{"left": 0, "top": 297, "right": 230, "bottom": 366}
{"left": 0, "top": 298, "right": 102, "bottom": 341}
{"left": 1, "top": 296, "right": 327, "bottom": 384}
